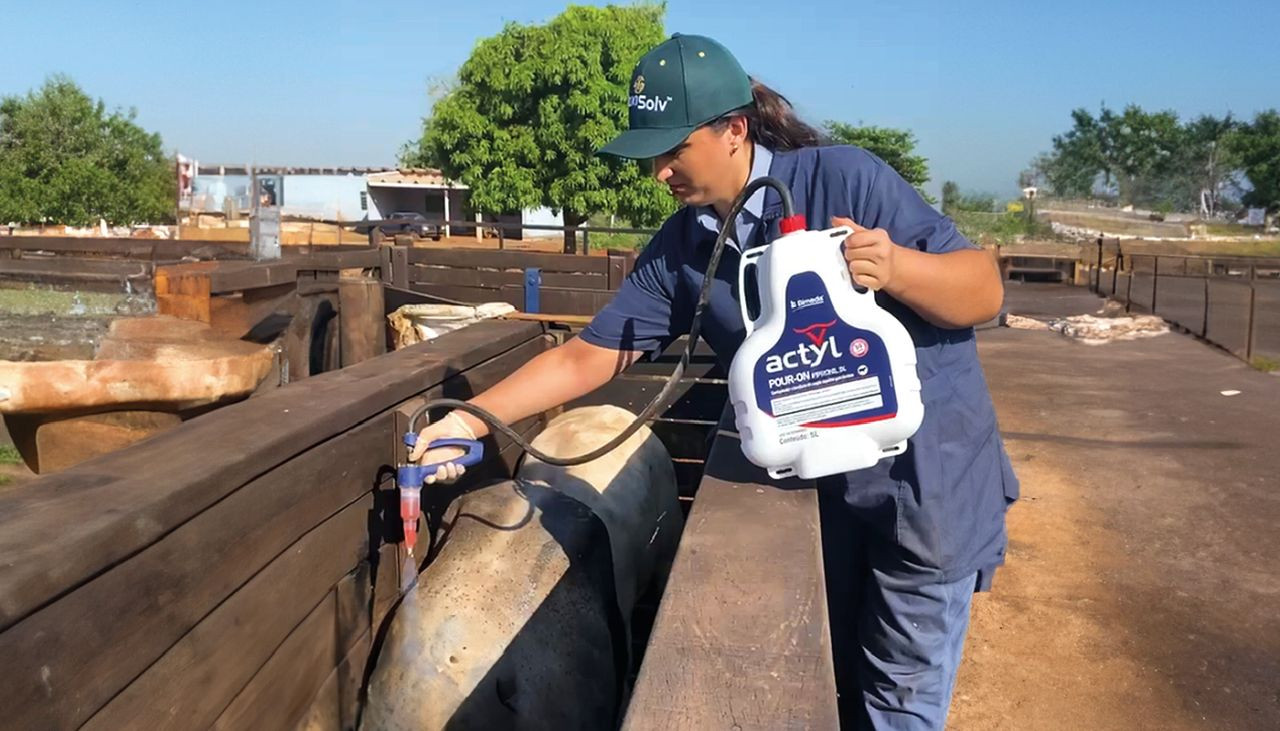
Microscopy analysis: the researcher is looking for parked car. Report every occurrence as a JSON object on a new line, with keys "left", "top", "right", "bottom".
{"left": 357, "top": 211, "right": 443, "bottom": 242}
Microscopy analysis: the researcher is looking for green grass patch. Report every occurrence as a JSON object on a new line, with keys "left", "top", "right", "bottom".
{"left": 953, "top": 211, "right": 1056, "bottom": 246}
{"left": 1183, "top": 240, "right": 1280, "bottom": 258}
{"left": 0, "top": 474, "right": 12, "bottom": 488}
{"left": 0, "top": 286, "right": 126, "bottom": 316}
{"left": 1202, "top": 222, "right": 1268, "bottom": 237}
{"left": 0, "top": 444, "right": 21, "bottom": 465}
{"left": 1251, "top": 356, "right": 1280, "bottom": 373}
{"left": 587, "top": 230, "right": 650, "bottom": 251}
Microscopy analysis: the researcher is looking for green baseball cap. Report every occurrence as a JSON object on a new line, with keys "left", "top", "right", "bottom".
{"left": 599, "top": 33, "right": 753, "bottom": 159}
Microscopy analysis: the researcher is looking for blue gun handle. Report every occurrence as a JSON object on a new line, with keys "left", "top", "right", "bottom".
{"left": 419, "top": 438, "right": 485, "bottom": 471}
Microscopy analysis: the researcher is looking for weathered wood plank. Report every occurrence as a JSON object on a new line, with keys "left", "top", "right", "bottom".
{"left": 407, "top": 247, "right": 610, "bottom": 273}
{"left": 211, "top": 589, "right": 345, "bottom": 731}
{"left": 2, "top": 420, "right": 388, "bottom": 730}
{"left": 515, "top": 284, "right": 615, "bottom": 315}
{"left": 622, "top": 413, "right": 838, "bottom": 730}
{"left": 216, "top": 552, "right": 377, "bottom": 731}
{"left": 391, "top": 246, "right": 409, "bottom": 289}
{"left": 292, "top": 628, "right": 373, "bottom": 731}
{"left": 339, "top": 274, "right": 386, "bottom": 366}
{"left": 82, "top": 495, "right": 375, "bottom": 730}
{"left": 0, "top": 236, "right": 158, "bottom": 257}
{"left": 0, "top": 255, "right": 152, "bottom": 277}
{"left": 411, "top": 265, "right": 609, "bottom": 290}
{"left": 607, "top": 250, "right": 635, "bottom": 289}
{"left": 0, "top": 325, "right": 551, "bottom": 730}
{"left": 407, "top": 282, "right": 521, "bottom": 307}
{"left": 0, "top": 320, "right": 544, "bottom": 631}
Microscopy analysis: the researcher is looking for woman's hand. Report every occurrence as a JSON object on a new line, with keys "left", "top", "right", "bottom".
{"left": 832, "top": 216, "right": 898, "bottom": 291}
{"left": 408, "top": 411, "right": 475, "bottom": 485}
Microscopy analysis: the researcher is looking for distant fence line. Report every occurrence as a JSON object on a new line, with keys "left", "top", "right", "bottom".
{"left": 1085, "top": 238, "right": 1280, "bottom": 366}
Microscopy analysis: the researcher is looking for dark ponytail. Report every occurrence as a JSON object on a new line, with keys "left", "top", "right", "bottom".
{"left": 711, "top": 77, "right": 825, "bottom": 151}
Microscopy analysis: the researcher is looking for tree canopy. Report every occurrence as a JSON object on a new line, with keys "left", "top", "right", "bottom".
{"left": 0, "top": 75, "right": 173, "bottom": 226}
{"left": 824, "top": 121, "right": 933, "bottom": 203}
{"left": 403, "top": 3, "right": 674, "bottom": 249}
{"left": 1230, "top": 110, "right": 1280, "bottom": 213}
{"left": 1029, "top": 103, "right": 1280, "bottom": 215}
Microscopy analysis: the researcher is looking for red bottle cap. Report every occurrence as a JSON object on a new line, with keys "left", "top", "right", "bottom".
{"left": 779, "top": 215, "right": 807, "bottom": 235}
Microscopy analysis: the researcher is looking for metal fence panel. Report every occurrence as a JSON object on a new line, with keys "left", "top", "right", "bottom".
{"left": 1206, "top": 278, "right": 1254, "bottom": 358}
{"left": 1252, "top": 279, "right": 1280, "bottom": 364}
{"left": 1155, "top": 274, "right": 1206, "bottom": 336}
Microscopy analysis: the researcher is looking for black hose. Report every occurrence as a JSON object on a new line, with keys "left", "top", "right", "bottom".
{"left": 407, "top": 175, "right": 797, "bottom": 467}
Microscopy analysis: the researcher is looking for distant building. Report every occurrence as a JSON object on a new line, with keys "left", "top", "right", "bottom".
{"left": 185, "top": 164, "right": 564, "bottom": 238}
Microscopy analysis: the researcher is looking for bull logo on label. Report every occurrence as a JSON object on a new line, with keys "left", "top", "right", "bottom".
{"left": 850, "top": 338, "right": 869, "bottom": 357}
{"left": 793, "top": 320, "right": 836, "bottom": 346}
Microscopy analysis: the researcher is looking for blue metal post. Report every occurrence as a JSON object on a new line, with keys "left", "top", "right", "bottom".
{"left": 524, "top": 267, "right": 541, "bottom": 313}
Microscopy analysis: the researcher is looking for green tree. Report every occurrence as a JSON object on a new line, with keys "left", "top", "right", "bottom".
{"left": 400, "top": 117, "right": 443, "bottom": 170}
{"left": 824, "top": 121, "right": 933, "bottom": 203}
{"left": 1178, "top": 114, "right": 1238, "bottom": 216}
{"left": 1103, "top": 104, "right": 1183, "bottom": 206}
{"left": 1039, "top": 103, "right": 1216, "bottom": 211}
{"left": 0, "top": 75, "right": 173, "bottom": 226}
{"left": 941, "top": 180, "right": 959, "bottom": 214}
{"left": 1044, "top": 107, "right": 1108, "bottom": 197}
{"left": 407, "top": 4, "right": 673, "bottom": 252}
{"left": 1231, "top": 110, "right": 1280, "bottom": 213}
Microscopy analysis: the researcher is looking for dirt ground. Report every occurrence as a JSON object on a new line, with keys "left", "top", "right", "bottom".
{"left": 950, "top": 283, "right": 1279, "bottom": 729}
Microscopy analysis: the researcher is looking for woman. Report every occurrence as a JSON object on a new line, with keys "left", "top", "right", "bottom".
{"left": 412, "top": 33, "right": 1019, "bottom": 729}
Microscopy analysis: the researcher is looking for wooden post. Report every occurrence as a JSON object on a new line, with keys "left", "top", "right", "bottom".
{"left": 1095, "top": 237, "right": 1103, "bottom": 293}
{"left": 391, "top": 246, "right": 409, "bottom": 289}
{"left": 1151, "top": 256, "right": 1159, "bottom": 313}
{"left": 1125, "top": 256, "right": 1134, "bottom": 312}
{"left": 581, "top": 227, "right": 590, "bottom": 256}
{"left": 339, "top": 273, "right": 386, "bottom": 367}
{"left": 378, "top": 245, "right": 393, "bottom": 285}
{"left": 1202, "top": 273, "right": 1210, "bottom": 338}
{"left": 1111, "top": 242, "right": 1120, "bottom": 296}
{"left": 475, "top": 212, "right": 482, "bottom": 242}
{"left": 1245, "top": 265, "right": 1257, "bottom": 362}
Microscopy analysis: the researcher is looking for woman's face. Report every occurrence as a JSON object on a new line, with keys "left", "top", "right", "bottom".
{"left": 649, "top": 116, "right": 749, "bottom": 208}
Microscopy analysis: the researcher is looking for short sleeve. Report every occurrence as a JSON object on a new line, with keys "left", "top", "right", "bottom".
{"left": 859, "top": 156, "right": 977, "bottom": 255}
{"left": 579, "top": 226, "right": 688, "bottom": 358}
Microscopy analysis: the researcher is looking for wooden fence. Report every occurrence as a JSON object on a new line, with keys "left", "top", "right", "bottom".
{"left": 0, "top": 320, "right": 552, "bottom": 730}
{"left": 1086, "top": 239, "right": 1280, "bottom": 365}
{"left": 0, "top": 236, "right": 370, "bottom": 292}
{"left": 403, "top": 247, "right": 638, "bottom": 316}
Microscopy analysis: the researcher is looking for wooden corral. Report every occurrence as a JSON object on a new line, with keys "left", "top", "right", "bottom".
{"left": 0, "top": 244, "right": 840, "bottom": 729}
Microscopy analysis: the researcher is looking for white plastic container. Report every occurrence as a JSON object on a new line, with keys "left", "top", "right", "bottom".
{"left": 728, "top": 225, "right": 923, "bottom": 479}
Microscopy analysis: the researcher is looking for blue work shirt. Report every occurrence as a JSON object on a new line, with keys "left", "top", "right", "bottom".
{"left": 581, "top": 145, "right": 1019, "bottom": 589}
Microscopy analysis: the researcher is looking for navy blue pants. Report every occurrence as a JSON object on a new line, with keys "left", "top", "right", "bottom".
{"left": 819, "top": 484, "right": 976, "bottom": 729}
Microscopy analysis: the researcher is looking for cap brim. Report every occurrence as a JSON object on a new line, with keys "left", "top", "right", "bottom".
{"left": 598, "top": 125, "right": 697, "bottom": 159}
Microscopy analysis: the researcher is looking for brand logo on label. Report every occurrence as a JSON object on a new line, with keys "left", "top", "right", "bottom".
{"left": 789, "top": 295, "right": 825, "bottom": 312}
{"left": 850, "top": 338, "right": 869, "bottom": 357}
{"left": 633, "top": 75, "right": 645, "bottom": 94}
{"left": 765, "top": 335, "right": 843, "bottom": 373}
{"left": 857, "top": 364, "right": 869, "bottom": 376}
{"left": 629, "top": 94, "right": 673, "bottom": 112}
{"left": 793, "top": 320, "right": 836, "bottom": 346}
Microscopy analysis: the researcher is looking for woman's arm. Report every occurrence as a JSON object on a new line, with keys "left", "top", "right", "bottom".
{"left": 457, "top": 337, "right": 642, "bottom": 437}
{"left": 408, "top": 337, "right": 641, "bottom": 463}
{"left": 834, "top": 216, "right": 1004, "bottom": 329}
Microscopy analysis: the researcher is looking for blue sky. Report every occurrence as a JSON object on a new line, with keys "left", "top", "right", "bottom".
{"left": 3, "top": 0, "right": 1276, "bottom": 200}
